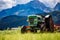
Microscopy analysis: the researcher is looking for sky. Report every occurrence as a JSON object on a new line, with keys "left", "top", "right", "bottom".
{"left": 0, "top": 0, "right": 60, "bottom": 11}
{"left": 39, "top": 0, "right": 60, "bottom": 8}
{"left": 0, "top": 0, "right": 16, "bottom": 11}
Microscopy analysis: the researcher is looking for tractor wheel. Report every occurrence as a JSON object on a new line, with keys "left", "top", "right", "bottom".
{"left": 21, "top": 26, "right": 26, "bottom": 33}
{"left": 21, "top": 28, "right": 25, "bottom": 33}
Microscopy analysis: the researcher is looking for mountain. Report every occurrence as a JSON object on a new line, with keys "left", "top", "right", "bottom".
{"left": 0, "top": 0, "right": 52, "bottom": 18}
{"left": 0, "top": 15, "right": 28, "bottom": 30}
{"left": 48, "top": 11, "right": 60, "bottom": 25}
{"left": 54, "top": 3, "right": 60, "bottom": 10}
{"left": 26, "top": 0, "right": 49, "bottom": 11}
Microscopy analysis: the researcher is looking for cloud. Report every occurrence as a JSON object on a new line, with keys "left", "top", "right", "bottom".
{"left": 0, "top": 0, "right": 60, "bottom": 11}
{"left": 15, "top": 0, "right": 31, "bottom": 4}
{"left": 39, "top": 0, "right": 60, "bottom": 8}
{"left": 0, "top": 0, "right": 16, "bottom": 11}
{"left": 0, "top": 0, "right": 32, "bottom": 11}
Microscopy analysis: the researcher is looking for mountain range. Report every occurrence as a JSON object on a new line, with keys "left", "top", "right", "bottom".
{"left": 0, "top": 0, "right": 60, "bottom": 18}
{"left": 54, "top": 3, "right": 60, "bottom": 10}
{"left": 0, "top": 15, "right": 28, "bottom": 30}
{"left": 0, "top": 0, "right": 52, "bottom": 18}
{"left": 0, "top": 0, "right": 60, "bottom": 29}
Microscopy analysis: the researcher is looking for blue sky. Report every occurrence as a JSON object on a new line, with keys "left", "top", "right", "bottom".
{"left": 0, "top": 0, "right": 60, "bottom": 11}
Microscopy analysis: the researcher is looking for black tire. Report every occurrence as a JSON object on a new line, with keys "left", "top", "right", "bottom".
{"left": 21, "top": 26, "right": 26, "bottom": 33}
{"left": 21, "top": 28, "right": 25, "bottom": 33}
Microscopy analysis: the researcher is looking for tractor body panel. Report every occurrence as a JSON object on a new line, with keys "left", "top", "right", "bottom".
{"left": 28, "top": 15, "right": 38, "bottom": 26}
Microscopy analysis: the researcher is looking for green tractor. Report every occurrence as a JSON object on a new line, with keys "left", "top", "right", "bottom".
{"left": 27, "top": 15, "right": 44, "bottom": 33}
{"left": 21, "top": 15, "right": 54, "bottom": 33}
{"left": 21, "top": 15, "right": 43, "bottom": 33}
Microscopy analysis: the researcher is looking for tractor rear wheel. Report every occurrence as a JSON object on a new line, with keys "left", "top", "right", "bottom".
{"left": 21, "top": 26, "right": 26, "bottom": 33}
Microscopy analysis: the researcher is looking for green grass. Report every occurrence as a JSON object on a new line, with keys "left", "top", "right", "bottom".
{"left": 0, "top": 30, "right": 60, "bottom": 40}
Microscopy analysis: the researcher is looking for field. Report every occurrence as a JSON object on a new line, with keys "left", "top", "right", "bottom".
{"left": 0, "top": 29, "right": 60, "bottom": 40}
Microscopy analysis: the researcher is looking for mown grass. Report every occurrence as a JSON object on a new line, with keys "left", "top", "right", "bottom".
{"left": 0, "top": 29, "right": 60, "bottom": 40}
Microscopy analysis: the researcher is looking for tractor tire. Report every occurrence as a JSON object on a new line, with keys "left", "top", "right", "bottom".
{"left": 21, "top": 26, "right": 26, "bottom": 33}
{"left": 21, "top": 28, "right": 25, "bottom": 33}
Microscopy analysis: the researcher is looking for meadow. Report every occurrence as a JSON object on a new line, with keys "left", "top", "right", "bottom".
{"left": 0, "top": 29, "right": 60, "bottom": 40}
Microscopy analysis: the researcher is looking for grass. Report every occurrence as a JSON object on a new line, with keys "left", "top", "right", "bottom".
{"left": 0, "top": 29, "right": 60, "bottom": 40}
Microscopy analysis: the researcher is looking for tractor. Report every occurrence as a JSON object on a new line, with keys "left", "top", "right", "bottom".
{"left": 21, "top": 15, "right": 54, "bottom": 33}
